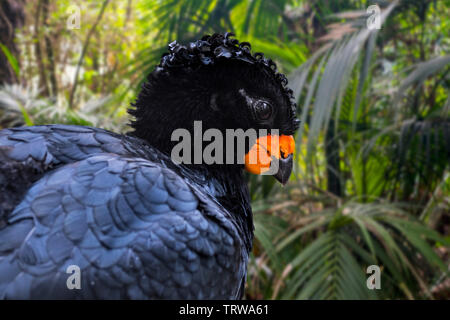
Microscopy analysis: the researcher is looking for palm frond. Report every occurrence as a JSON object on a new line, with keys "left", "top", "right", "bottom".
{"left": 289, "top": 1, "right": 399, "bottom": 156}
{"left": 258, "top": 200, "right": 450, "bottom": 299}
{"left": 0, "top": 84, "right": 123, "bottom": 131}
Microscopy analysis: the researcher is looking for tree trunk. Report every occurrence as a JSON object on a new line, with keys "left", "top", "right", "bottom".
{"left": 42, "top": 0, "right": 57, "bottom": 98}
{"left": 0, "top": 0, "right": 25, "bottom": 84}
{"left": 34, "top": 0, "right": 49, "bottom": 96}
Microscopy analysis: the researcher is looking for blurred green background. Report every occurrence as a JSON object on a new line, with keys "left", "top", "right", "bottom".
{"left": 0, "top": 0, "right": 449, "bottom": 299}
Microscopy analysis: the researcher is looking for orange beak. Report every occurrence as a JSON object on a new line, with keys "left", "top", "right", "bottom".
{"left": 244, "top": 135, "right": 295, "bottom": 185}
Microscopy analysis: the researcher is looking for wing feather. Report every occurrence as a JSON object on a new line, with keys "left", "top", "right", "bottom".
{"left": 0, "top": 152, "right": 245, "bottom": 299}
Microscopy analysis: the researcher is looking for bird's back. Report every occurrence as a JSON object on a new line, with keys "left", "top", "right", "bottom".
{"left": 0, "top": 125, "right": 248, "bottom": 299}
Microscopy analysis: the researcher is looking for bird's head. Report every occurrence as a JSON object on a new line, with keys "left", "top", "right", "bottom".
{"left": 129, "top": 33, "right": 299, "bottom": 185}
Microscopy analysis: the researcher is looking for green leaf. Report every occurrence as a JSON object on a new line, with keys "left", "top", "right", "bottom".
{"left": 0, "top": 43, "right": 20, "bottom": 78}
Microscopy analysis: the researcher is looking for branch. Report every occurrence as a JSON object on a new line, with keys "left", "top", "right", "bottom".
{"left": 69, "top": 0, "right": 110, "bottom": 109}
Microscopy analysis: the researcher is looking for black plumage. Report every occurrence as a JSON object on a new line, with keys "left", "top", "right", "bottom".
{"left": 0, "top": 33, "right": 298, "bottom": 299}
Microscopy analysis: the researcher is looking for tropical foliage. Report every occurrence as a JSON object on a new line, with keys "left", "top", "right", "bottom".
{"left": 0, "top": 0, "right": 449, "bottom": 299}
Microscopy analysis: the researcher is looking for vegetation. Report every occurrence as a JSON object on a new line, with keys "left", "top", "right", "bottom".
{"left": 0, "top": 0, "right": 448, "bottom": 299}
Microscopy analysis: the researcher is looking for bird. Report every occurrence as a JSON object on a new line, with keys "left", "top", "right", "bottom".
{"left": 0, "top": 33, "right": 299, "bottom": 299}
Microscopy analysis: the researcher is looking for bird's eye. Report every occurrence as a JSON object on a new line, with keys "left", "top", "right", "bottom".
{"left": 254, "top": 101, "right": 273, "bottom": 121}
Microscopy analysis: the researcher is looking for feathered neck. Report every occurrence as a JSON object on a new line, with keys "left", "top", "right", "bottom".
{"left": 179, "top": 163, "right": 254, "bottom": 253}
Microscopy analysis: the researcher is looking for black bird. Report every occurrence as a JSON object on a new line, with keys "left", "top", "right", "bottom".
{"left": 0, "top": 33, "right": 299, "bottom": 299}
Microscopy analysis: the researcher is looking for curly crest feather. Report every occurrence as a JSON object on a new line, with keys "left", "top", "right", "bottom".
{"left": 152, "top": 33, "right": 297, "bottom": 118}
